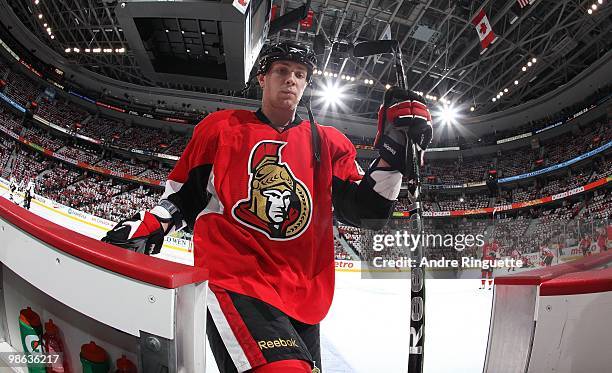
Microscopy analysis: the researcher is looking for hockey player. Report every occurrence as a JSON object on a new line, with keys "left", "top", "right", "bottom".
{"left": 102, "top": 42, "right": 433, "bottom": 373}
{"left": 23, "top": 178, "right": 35, "bottom": 210}
{"left": 507, "top": 248, "right": 521, "bottom": 272}
{"left": 579, "top": 234, "right": 592, "bottom": 257}
{"left": 541, "top": 246, "right": 554, "bottom": 267}
{"left": 8, "top": 176, "right": 17, "bottom": 202}
{"left": 480, "top": 240, "right": 496, "bottom": 290}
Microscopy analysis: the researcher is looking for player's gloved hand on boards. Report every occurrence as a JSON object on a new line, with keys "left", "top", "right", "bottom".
{"left": 101, "top": 211, "right": 170, "bottom": 255}
{"left": 374, "top": 86, "right": 433, "bottom": 178}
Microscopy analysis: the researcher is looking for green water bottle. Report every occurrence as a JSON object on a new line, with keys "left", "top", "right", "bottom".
{"left": 80, "top": 342, "right": 110, "bottom": 373}
{"left": 18, "top": 307, "right": 46, "bottom": 373}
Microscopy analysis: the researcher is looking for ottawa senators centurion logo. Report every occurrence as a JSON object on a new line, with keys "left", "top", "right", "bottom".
{"left": 231, "top": 141, "right": 312, "bottom": 240}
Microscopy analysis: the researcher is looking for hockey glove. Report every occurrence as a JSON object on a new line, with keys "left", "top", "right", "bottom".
{"left": 101, "top": 211, "right": 169, "bottom": 255}
{"left": 374, "top": 86, "right": 433, "bottom": 178}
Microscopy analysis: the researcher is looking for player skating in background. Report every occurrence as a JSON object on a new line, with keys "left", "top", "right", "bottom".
{"left": 8, "top": 176, "right": 17, "bottom": 202}
{"left": 480, "top": 239, "right": 497, "bottom": 290}
{"left": 596, "top": 226, "right": 607, "bottom": 252}
{"left": 507, "top": 248, "right": 521, "bottom": 272}
{"left": 23, "top": 178, "right": 35, "bottom": 210}
{"left": 102, "top": 42, "right": 433, "bottom": 373}
{"left": 541, "top": 246, "right": 554, "bottom": 267}
{"left": 579, "top": 234, "right": 592, "bottom": 257}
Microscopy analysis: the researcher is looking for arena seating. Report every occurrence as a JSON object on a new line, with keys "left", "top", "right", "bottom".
{"left": 36, "top": 97, "right": 90, "bottom": 130}
{"left": 3, "top": 72, "right": 40, "bottom": 108}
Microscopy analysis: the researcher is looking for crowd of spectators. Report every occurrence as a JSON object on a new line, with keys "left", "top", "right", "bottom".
{"left": 2, "top": 72, "right": 40, "bottom": 108}
{"left": 94, "top": 159, "right": 147, "bottom": 176}
{"left": 422, "top": 120, "right": 611, "bottom": 185}
{"left": 22, "top": 126, "right": 63, "bottom": 151}
{"left": 81, "top": 186, "right": 162, "bottom": 223}
{"left": 35, "top": 97, "right": 89, "bottom": 130}
{"left": 55, "top": 144, "right": 102, "bottom": 164}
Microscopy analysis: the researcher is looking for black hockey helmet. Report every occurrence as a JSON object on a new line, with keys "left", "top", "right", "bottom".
{"left": 256, "top": 42, "right": 317, "bottom": 82}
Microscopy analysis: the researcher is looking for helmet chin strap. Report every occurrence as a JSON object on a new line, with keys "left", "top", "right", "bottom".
{"left": 301, "top": 86, "right": 320, "bottom": 163}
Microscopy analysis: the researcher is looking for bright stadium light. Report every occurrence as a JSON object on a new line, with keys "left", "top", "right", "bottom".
{"left": 314, "top": 81, "right": 350, "bottom": 113}
{"left": 514, "top": 80, "right": 519, "bottom": 85}
{"left": 322, "top": 83, "right": 343, "bottom": 105}
{"left": 588, "top": 8, "right": 593, "bottom": 14}
{"left": 434, "top": 102, "right": 459, "bottom": 126}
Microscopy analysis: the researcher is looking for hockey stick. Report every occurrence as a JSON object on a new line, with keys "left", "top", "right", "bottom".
{"left": 354, "top": 40, "right": 426, "bottom": 373}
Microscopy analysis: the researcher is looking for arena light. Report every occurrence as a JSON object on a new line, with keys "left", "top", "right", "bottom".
{"left": 504, "top": 88, "right": 508, "bottom": 93}
{"left": 588, "top": 8, "right": 593, "bottom": 14}
{"left": 321, "top": 83, "right": 344, "bottom": 104}
{"left": 470, "top": 106, "right": 475, "bottom": 112}
{"left": 434, "top": 102, "right": 459, "bottom": 126}
{"left": 38, "top": 14, "right": 43, "bottom": 19}
{"left": 521, "top": 66, "right": 527, "bottom": 72}
{"left": 314, "top": 80, "right": 350, "bottom": 113}
{"left": 64, "top": 48, "right": 70, "bottom": 53}
{"left": 385, "top": 84, "right": 391, "bottom": 89}
{"left": 531, "top": 57, "right": 537, "bottom": 63}
{"left": 591, "top": 4, "right": 597, "bottom": 9}
{"left": 492, "top": 97, "right": 496, "bottom": 102}
{"left": 50, "top": 35, "right": 55, "bottom": 39}
{"left": 514, "top": 80, "right": 519, "bottom": 85}
{"left": 598, "top": 0, "right": 603, "bottom": 4}
{"left": 34, "top": 0, "right": 39, "bottom": 4}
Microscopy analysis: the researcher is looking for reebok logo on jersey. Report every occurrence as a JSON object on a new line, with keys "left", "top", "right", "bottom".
{"left": 257, "top": 338, "right": 299, "bottom": 350}
{"left": 232, "top": 140, "right": 313, "bottom": 241}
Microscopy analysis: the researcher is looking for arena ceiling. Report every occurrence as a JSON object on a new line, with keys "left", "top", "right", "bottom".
{"left": 4, "top": 0, "right": 612, "bottom": 118}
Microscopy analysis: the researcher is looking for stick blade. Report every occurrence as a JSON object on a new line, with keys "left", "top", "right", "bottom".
{"left": 352, "top": 40, "right": 399, "bottom": 57}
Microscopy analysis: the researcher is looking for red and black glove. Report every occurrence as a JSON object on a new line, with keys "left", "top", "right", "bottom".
{"left": 101, "top": 211, "right": 168, "bottom": 255}
{"left": 374, "top": 86, "right": 433, "bottom": 178}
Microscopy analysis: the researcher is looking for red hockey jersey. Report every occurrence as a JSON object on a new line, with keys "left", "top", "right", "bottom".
{"left": 162, "top": 109, "right": 389, "bottom": 324}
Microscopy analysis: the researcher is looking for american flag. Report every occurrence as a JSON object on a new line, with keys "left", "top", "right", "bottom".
{"left": 518, "top": 0, "right": 533, "bottom": 8}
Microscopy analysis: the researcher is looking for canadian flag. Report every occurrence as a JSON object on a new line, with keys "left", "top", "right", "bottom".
{"left": 472, "top": 9, "right": 497, "bottom": 51}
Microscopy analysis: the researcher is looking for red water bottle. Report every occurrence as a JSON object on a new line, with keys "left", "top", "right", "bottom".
{"left": 42, "top": 319, "right": 69, "bottom": 373}
{"left": 115, "top": 355, "right": 137, "bottom": 373}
